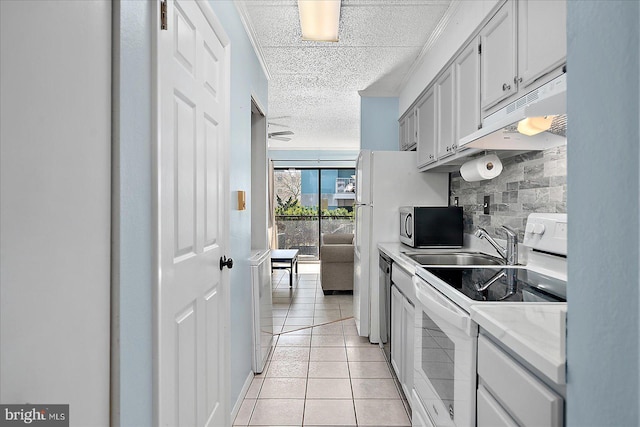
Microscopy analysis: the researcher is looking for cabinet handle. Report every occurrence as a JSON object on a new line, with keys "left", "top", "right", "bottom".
{"left": 502, "top": 83, "right": 511, "bottom": 91}
{"left": 514, "top": 76, "right": 523, "bottom": 84}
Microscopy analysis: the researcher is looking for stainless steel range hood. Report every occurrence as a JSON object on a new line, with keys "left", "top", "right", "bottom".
{"left": 459, "top": 74, "right": 567, "bottom": 150}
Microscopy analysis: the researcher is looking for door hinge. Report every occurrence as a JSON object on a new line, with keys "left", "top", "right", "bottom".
{"left": 161, "top": 0, "right": 168, "bottom": 30}
{"left": 478, "top": 43, "right": 482, "bottom": 54}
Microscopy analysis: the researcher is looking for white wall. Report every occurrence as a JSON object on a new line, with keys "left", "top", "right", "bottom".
{"left": 566, "top": 1, "right": 639, "bottom": 425}
{"left": 207, "top": 0, "right": 269, "bottom": 407}
{"left": 398, "top": 0, "right": 499, "bottom": 115}
{"left": 0, "top": 1, "right": 111, "bottom": 425}
{"left": 360, "top": 97, "right": 400, "bottom": 151}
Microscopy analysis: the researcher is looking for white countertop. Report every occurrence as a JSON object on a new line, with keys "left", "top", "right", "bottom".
{"left": 471, "top": 303, "right": 566, "bottom": 384}
{"left": 378, "top": 242, "right": 420, "bottom": 274}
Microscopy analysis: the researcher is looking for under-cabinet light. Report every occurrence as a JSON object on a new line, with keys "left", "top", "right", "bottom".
{"left": 298, "top": 0, "right": 341, "bottom": 42}
{"left": 517, "top": 116, "right": 555, "bottom": 136}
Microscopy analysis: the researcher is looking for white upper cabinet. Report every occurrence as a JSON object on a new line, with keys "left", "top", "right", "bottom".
{"left": 399, "top": 117, "right": 407, "bottom": 150}
{"left": 407, "top": 111, "right": 416, "bottom": 150}
{"left": 455, "top": 38, "right": 481, "bottom": 144}
{"left": 518, "top": 0, "right": 567, "bottom": 89}
{"left": 399, "top": 110, "right": 417, "bottom": 151}
{"left": 481, "top": 0, "right": 567, "bottom": 117}
{"left": 416, "top": 86, "right": 437, "bottom": 168}
{"left": 436, "top": 65, "right": 456, "bottom": 160}
{"left": 480, "top": 0, "right": 517, "bottom": 111}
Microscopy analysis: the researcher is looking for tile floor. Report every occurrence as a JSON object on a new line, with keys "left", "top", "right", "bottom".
{"left": 233, "top": 263, "right": 411, "bottom": 426}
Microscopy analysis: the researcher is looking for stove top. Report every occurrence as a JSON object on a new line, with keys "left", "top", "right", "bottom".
{"left": 423, "top": 267, "right": 566, "bottom": 303}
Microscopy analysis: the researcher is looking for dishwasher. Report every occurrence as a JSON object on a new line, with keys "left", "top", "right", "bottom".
{"left": 379, "top": 252, "right": 392, "bottom": 366}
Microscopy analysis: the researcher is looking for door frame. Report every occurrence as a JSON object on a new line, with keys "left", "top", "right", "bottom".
{"left": 151, "top": 0, "right": 232, "bottom": 424}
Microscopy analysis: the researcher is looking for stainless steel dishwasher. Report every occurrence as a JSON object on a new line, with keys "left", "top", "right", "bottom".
{"left": 379, "top": 252, "right": 392, "bottom": 364}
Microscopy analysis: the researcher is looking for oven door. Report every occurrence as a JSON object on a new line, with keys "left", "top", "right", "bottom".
{"left": 413, "top": 275, "right": 477, "bottom": 427}
{"left": 400, "top": 208, "right": 414, "bottom": 247}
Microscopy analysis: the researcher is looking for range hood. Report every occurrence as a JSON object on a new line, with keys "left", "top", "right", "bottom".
{"left": 459, "top": 73, "right": 567, "bottom": 150}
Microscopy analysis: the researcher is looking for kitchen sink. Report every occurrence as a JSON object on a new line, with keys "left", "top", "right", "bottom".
{"left": 404, "top": 252, "right": 505, "bottom": 266}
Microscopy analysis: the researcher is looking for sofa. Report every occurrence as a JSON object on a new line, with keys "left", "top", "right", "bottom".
{"left": 320, "top": 233, "right": 354, "bottom": 294}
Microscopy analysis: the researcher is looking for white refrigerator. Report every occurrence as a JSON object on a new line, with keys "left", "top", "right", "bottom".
{"left": 353, "top": 150, "right": 449, "bottom": 343}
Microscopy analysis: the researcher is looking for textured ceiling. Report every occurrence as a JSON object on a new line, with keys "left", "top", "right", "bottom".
{"left": 240, "top": 0, "right": 452, "bottom": 150}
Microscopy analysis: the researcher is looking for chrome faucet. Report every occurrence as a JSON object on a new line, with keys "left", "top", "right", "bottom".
{"left": 474, "top": 226, "right": 518, "bottom": 265}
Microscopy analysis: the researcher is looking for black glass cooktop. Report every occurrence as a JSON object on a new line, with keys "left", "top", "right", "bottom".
{"left": 424, "top": 267, "right": 566, "bottom": 303}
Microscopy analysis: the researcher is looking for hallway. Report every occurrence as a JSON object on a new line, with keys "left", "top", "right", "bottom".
{"left": 233, "top": 264, "right": 411, "bottom": 426}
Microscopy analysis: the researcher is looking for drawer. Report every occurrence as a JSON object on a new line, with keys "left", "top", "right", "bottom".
{"left": 477, "top": 384, "right": 517, "bottom": 427}
{"left": 477, "top": 335, "right": 563, "bottom": 426}
{"left": 392, "top": 265, "right": 415, "bottom": 303}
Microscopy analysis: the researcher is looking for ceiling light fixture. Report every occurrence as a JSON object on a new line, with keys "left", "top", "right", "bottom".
{"left": 298, "top": 0, "right": 341, "bottom": 42}
{"left": 517, "top": 116, "right": 556, "bottom": 136}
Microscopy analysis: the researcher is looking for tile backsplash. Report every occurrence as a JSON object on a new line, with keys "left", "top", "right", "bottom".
{"left": 450, "top": 145, "right": 567, "bottom": 241}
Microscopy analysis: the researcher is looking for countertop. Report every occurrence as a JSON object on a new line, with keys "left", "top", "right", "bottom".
{"left": 377, "top": 241, "right": 567, "bottom": 386}
{"left": 378, "top": 242, "right": 420, "bottom": 274}
{"left": 470, "top": 303, "right": 566, "bottom": 385}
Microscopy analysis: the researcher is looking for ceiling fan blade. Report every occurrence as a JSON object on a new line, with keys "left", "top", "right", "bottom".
{"left": 269, "top": 136, "right": 292, "bottom": 142}
{"left": 268, "top": 122, "right": 290, "bottom": 128}
{"left": 268, "top": 130, "right": 294, "bottom": 137}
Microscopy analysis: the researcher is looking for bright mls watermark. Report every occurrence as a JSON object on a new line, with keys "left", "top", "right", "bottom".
{"left": 0, "top": 405, "right": 68, "bottom": 427}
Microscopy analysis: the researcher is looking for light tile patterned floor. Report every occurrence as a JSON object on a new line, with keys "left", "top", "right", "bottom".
{"left": 233, "top": 263, "right": 411, "bottom": 427}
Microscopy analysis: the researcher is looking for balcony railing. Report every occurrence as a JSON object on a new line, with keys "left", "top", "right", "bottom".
{"left": 276, "top": 215, "right": 354, "bottom": 260}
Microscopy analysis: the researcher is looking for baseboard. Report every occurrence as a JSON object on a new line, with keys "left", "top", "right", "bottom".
{"left": 231, "top": 370, "right": 254, "bottom": 422}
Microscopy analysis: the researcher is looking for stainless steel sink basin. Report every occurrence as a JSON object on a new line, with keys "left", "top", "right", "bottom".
{"left": 404, "top": 252, "right": 505, "bottom": 266}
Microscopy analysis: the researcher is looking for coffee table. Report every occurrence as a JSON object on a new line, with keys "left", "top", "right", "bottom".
{"left": 271, "top": 249, "right": 299, "bottom": 287}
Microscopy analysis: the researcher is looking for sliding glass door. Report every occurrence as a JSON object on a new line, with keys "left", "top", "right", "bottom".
{"left": 274, "top": 168, "right": 355, "bottom": 261}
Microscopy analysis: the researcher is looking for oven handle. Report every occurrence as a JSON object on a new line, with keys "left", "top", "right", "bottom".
{"left": 413, "top": 276, "right": 470, "bottom": 332}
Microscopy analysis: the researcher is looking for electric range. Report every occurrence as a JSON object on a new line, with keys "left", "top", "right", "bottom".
{"left": 422, "top": 267, "right": 566, "bottom": 304}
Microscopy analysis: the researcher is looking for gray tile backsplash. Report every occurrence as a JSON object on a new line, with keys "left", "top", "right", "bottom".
{"left": 450, "top": 145, "right": 567, "bottom": 241}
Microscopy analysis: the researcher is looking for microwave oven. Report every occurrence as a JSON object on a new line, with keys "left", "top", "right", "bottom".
{"left": 399, "top": 206, "right": 463, "bottom": 248}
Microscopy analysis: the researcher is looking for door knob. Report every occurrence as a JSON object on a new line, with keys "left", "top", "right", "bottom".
{"left": 220, "top": 256, "right": 234, "bottom": 270}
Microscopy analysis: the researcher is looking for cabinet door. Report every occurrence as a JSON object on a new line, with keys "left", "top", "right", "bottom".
{"left": 416, "top": 87, "right": 437, "bottom": 168}
{"left": 480, "top": 0, "right": 517, "bottom": 111}
{"left": 436, "top": 65, "right": 455, "bottom": 160}
{"left": 399, "top": 118, "right": 407, "bottom": 150}
{"left": 477, "top": 384, "right": 518, "bottom": 427}
{"left": 407, "top": 110, "right": 417, "bottom": 149}
{"left": 478, "top": 335, "right": 563, "bottom": 426}
{"left": 518, "top": 0, "right": 566, "bottom": 89}
{"left": 401, "top": 297, "right": 415, "bottom": 403}
{"left": 390, "top": 285, "right": 403, "bottom": 380}
{"left": 455, "top": 38, "right": 481, "bottom": 144}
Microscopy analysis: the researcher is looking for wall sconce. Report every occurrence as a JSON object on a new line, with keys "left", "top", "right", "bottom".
{"left": 298, "top": 0, "right": 341, "bottom": 42}
{"left": 237, "top": 191, "right": 246, "bottom": 211}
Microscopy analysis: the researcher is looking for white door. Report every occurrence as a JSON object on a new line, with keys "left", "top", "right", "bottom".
{"left": 156, "top": 1, "right": 230, "bottom": 426}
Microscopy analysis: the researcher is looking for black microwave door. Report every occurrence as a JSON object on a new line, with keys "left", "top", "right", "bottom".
{"left": 415, "top": 207, "right": 463, "bottom": 247}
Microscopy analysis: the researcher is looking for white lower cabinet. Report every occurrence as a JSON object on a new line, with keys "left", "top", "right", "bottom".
{"left": 401, "top": 295, "right": 415, "bottom": 401}
{"left": 391, "top": 285, "right": 403, "bottom": 377}
{"left": 477, "top": 384, "right": 517, "bottom": 427}
{"left": 390, "top": 280, "right": 415, "bottom": 409}
{"left": 477, "top": 334, "right": 564, "bottom": 427}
